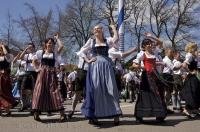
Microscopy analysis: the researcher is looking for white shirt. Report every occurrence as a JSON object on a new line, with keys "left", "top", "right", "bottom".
{"left": 24, "top": 53, "right": 36, "bottom": 71}
{"left": 15, "top": 60, "right": 26, "bottom": 76}
{"left": 123, "top": 71, "right": 140, "bottom": 84}
{"left": 163, "top": 56, "right": 174, "bottom": 74}
{"left": 108, "top": 47, "right": 123, "bottom": 71}
{"left": 67, "top": 71, "right": 77, "bottom": 82}
{"left": 57, "top": 71, "right": 65, "bottom": 82}
{"left": 184, "top": 52, "right": 194, "bottom": 65}
{"left": 132, "top": 50, "right": 144, "bottom": 68}
{"left": 34, "top": 50, "right": 62, "bottom": 67}
{"left": 173, "top": 59, "right": 182, "bottom": 75}
{"left": 77, "top": 57, "right": 88, "bottom": 71}
{"left": 155, "top": 54, "right": 163, "bottom": 73}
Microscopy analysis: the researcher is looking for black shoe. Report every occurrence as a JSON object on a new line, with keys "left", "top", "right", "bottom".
{"left": 156, "top": 117, "right": 165, "bottom": 123}
{"left": 3, "top": 111, "right": 11, "bottom": 117}
{"left": 33, "top": 112, "right": 41, "bottom": 121}
{"left": 60, "top": 114, "right": 67, "bottom": 122}
{"left": 176, "top": 108, "right": 183, "bottom": 112}
{"left": 173, "top": 107, "right": 177, "bottom": 111}
{"left": 18, "top": 107, "right": 28, "bottom": 112}
{"left": 128, "top": 100, "right": 133, "bottom": 103}
{"left": 68, "top": 111, "right": 74, "bottom": 119}
{"left": 114, "top": 117, "right": 120, "bottom": 126}
{"left": 88, "top": 119, "right": 100, "bottom": 125}
{"left": 47, "top": 112, "right": 52, "bottom": 116}
{"left": 167, "top": 109, "right": 174, "bottom": 114}
{"left": 135, "top": 117, "right": 143, "bottom": 123}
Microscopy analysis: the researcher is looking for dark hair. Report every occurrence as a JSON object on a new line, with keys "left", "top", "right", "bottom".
{"left": 141, "top": 39, "right": 153, "bottom": 49}
{"left": 188, "top": 60, "right": 197, "bottom": 71}
{"left": 43, "top": 38, "right": 56, "bottom": 50}
{"left": 44, "top": 38, "right": 55, "bottom": 45}
{"left": 28, "top": 42, "right": 35, "bottom": 49}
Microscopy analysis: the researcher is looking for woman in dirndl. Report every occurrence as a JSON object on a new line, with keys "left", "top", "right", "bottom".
{"left": 132, "top": 38, "right": 167, "bottom": 123}
{"left": 77, "top": 24, "right": 122, "bottom": 126}
{"left": 181, "top": 42, "right": 200, "bottom": 118}
{"left": 32, "top": 33, "right": 66, "bottom": 121}
{"left": 0, "top": 42, "right": 16, "bottom": 116}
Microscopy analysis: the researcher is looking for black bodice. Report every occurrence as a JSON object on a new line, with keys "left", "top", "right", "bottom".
{"left": 0, "top": 58, "right": 10, "bottom": 70}
{"left": 41, "top": 52, "right": 55, "bottom": 67}
{"left": 92, "top": 46, "right": 109, "bottom": 57}
{"left": 91, "top": 38, "right": 109, "bottom": 57}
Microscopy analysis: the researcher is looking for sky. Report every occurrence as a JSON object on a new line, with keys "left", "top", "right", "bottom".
{"left": 0, "top": 0, "right": 199, "bottom": 48}
{"left": 0, "top": 0, "right": 69, "bottom": 29}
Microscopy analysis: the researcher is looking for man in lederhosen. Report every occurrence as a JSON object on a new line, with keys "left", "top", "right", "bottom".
{"left": 57, "top": 63, "right": 67, "bottom": 101}
{"left": 18, "top": 43, "right": 37, "bottom": 112}
{"left": 68, "top": 57, "right": 87, "bottom": 119}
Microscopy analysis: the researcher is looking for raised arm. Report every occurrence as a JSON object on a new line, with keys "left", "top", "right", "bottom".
{"left": 19, "top": 45, "right": 32, "bottom": 60}
{"left": 1, "top": 44, "right": 8, "bottom": 55}
{"left": 144, "top": 32, "right": 163, "bottom": 47}
{"left": 110, "top": 25, "right": 119, "bottom": 45}
{"left": 54, "top": 33, "right": 64, "bottom": 54}
{"left": 12, "top": 52, "right": 22, "bottom": 64}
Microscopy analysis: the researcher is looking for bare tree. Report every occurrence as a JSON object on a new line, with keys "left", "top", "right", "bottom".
{"left": 16, "top": 3, "right": 53, "bottom": 48}
{"left": 98, "top": 0, "right": 135, "bottom": 36}
{"left": 0, "top": 11, "right": 23, "bottom": 51}
{"left": 127, "top": 0, "right": 148, "bottom": 49}
{"left": 164, "top": 0, "right": 199, "bottom": 49}
{"left": 148, "top": 0, "right": 173, "bottom": 38}
{"left": 61, "top": 0, "right": 98, "bottom": 48}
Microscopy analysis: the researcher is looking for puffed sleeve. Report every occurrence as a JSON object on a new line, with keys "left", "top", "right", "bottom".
{"left": 33, "top": 50, "right": 43, "bottom": 61}
{"left": 108, "top": 47, "right": 122, "bottom": 59}
{"left": 133, "top": 51, "right": 144, "bottom": 64}
{"left": 76, "top": 38, "right": 92, "bottom": 58}
{"left": 184, "top": 53, "right": 193, "bottom": 64}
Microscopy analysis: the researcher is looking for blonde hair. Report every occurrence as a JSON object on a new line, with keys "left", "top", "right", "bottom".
{"left": 185, "top": 42, "right": 198, "bottom": 53}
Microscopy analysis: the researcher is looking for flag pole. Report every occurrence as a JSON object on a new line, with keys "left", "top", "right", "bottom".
{"left": 118, "top": 0, "right": 124, "bottom": 54}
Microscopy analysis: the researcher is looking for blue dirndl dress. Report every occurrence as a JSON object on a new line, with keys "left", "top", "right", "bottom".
{"left": 81, "top": 41, "right": 122, "bottom": 119}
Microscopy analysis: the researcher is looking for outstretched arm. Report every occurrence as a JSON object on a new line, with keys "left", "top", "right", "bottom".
{"left": 144, "top": 32, "right": 163, "bottom": 47}
{"left": 121, "top": 47, "right": 137, "bottom": 58}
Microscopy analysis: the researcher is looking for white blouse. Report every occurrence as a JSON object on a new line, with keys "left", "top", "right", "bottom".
{"left": 23, "top": 53, "right": 35, "bottom": 71}
{"left": 15, "top": 60, "right": 26, "bottom": 76}
{"left": 163, "top": 56, "right": 174, "bottom": 74}
{"left": 77, "top": 37, "right": 117, "bottom": 58}
{"left": 184, "top": 52, "right": 195, "bottom": 64}
{"left": 173, "top": 59, "right": 182, "bottom": 75}
{"left": 34, "top": 50, "right": 62, "bottom": 66}
{"left": 108, "top": 47, "right": 123, "bottom": 60}
{"left": 133, "top": 51, "right": 156, "bottom": 64}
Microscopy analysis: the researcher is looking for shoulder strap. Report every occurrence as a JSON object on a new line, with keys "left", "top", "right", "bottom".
{"left": 25, "top": 53, "right": 29, "bottom": 71}
{"left": 91, "top": 38, "right": 96, "bottom": 48}
{"left": 104, "top": 38, "right": 108, "bottom": 46}
{"left": 81, "top": 60, "right": 85, "bottom": 69}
